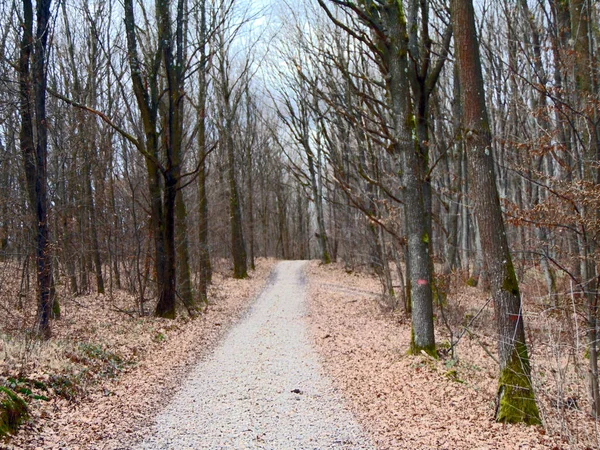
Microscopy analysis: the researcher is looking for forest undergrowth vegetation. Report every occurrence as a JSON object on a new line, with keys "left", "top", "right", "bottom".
{"left": 308, "top": 260, "right": 600, "bottom": 449}
{"left": 0, "top": 258, "right": 275, "bottom": 445}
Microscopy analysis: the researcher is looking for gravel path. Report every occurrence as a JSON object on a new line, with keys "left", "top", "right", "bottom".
{"left": 137, "top": 260, "right": 374, "bottom": 450}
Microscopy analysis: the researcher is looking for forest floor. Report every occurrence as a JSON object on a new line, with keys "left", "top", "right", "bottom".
{"left": 0, "top": 258, "right": 276, "bottom": 449}
{"left": 135, "top": 260, "right": 372, "bottom": 449}
{"left": 2, "top": 259, "right": 599, "bottom": 449}
{"left": 307, "top": 261, "right": 600, "bottom": 449}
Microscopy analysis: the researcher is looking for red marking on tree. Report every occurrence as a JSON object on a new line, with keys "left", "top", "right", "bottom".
{"left": 417, "top": 279, "right": 428, "bottom": 286}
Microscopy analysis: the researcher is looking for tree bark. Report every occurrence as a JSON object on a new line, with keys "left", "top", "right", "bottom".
{"left": 197, "top": 0, "right": 212, "bottom": 301}
{"left": 307, "top": 149, "right": 331, "bottom": 264}
{"left": 19, "top": 0, "right": 55, "bottom": 339}
{"left": 124, "top": 0, "right": 174, "bottom": 318}
{"left": 378, "top": 2, "right": 435, "bottom": 356}
{"left": 451, "top": 0, "right": 541, "bottom": 424}
{"left": 227, "top": 128, "right": 248, "bottom": 278}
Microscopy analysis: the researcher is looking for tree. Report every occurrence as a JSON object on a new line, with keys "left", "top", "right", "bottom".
{"left": 123, "top": 0, "right": 197, "bottom": 318}
{"left": 319, "top": 0, "right": 436, "bottom": 355}
{"left": 196, "top": 0, "right": 212, "bottom": 301}
{"left": 19, "top": 0, "right": 56, "bottom": 338}
{"left": 451, "top": 0, "right": 541, "bottom": 425}
{"left": 568, "top": 0, "right": 600, "bottom": 417}
{"left": 213, "top": 8, "right": 252, "bottom": 279}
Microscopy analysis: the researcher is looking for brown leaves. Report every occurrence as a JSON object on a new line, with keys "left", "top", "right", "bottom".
{"left": 2, "top": 258, "right": 276, "bottom": 449}
{"left": 305, "top": 261, "right": 594, "bottom": 449}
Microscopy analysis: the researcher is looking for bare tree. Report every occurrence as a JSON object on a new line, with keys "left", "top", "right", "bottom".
{"left": 19, "top": 0, "right": 56, "bottom": 338}
{"left": 451, "top": 0, "right": 541, "bottom": 424}
{"left": 318, "top": 0, "right": 436, "bottom": 355}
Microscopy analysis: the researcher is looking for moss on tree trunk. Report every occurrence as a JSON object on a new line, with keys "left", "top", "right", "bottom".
{"left": 496, "top": 342, "right": 541, "bottom": 425}
{"left": 408, "top": 326, "right": 438, "bottom": 358}
{"left": 0, "top": 387, "right": 28, "bottom": 437}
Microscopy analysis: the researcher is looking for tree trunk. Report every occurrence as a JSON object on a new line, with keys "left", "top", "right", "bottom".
{"left": 379, "top": 2, "right": 435, "bottom": 356}
{"left": 19, "top": 0, "right": 55, "bottom": 339}
{"left": 124, "top": 0, "right": 180, "bottom": 319}
{"left": 307, "top": 150, "right": 330, "bottom": 264}
{"left": 176, "top": 190, "right": 196, "bottom": 315}
{"left": 85, "top": 161, "right": 105, "bottom": 295}
{"left": 451, "top": 0, "right": 541, "bottom": 424}
{"left": 227, "top": 130, "right": 248, "bottom": 278}
{"left": 197, "top": 0, "right": 211, "bottom": 301}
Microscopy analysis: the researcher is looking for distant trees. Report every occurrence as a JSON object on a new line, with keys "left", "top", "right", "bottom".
{"left": 273, "top": 49, "right": 331, "bottom": 264}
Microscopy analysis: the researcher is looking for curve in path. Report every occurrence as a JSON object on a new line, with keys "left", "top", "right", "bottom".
{"left": 137, "top": 260, "right": 374, "bottom": 450}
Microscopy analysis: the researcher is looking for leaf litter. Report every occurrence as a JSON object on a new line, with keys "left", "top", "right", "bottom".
{"left": 1, "top": 258, "right": 276, "bottom": 450}
{"left": 305, "top": 261, "right": 600, "bottom": 450}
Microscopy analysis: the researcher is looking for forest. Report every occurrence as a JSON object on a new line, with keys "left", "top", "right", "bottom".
{"left": 0, "top": 0, "right": 599, "bottom": 447}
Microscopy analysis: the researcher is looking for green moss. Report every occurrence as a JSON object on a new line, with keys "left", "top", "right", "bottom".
{"left": 466, "top": 277, "right": 478, "bottom": 287}
{"left": 496, "top": 342, "right": 541, "bottom": 425}
{"left": 421, "top": 233, "right": 429, "bottom": 244}
{"left": 0, "top": 387, "right": 28, "bottom": 437}
{"left": 76, "top": 343, "right": 126, "bottom": 379}
{"left": 49, "top": 375, "right": 78, "bottom": 401}
{"left": 52, "top": 298, "right": 61, "bottom": 319}
{"left": 395, "top": 0, "right": 406, "bottom": 24}
{"left": 408, "top": 326, "right": 438, "bottom": 358}
{"left": 502, "top": 258, "right": 520, "bottom": 297}
{"left": 444, "top": 369, "right": 464, "bottom": 383}
{"left": 432, "top": 277, "right": 447, "bottom": 308}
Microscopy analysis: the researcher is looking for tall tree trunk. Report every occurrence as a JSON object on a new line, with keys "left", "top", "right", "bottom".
{"left": 153, "top": 0, "right": 187, "bottom": 319}
{"left": 19, "top": 0, "right": 55, "bottom": 339}
{"left": 169, "top": 0, "right": 196, "bottom": 316}
{"left": 318, "top": 0, "right": 436, "bottom": 353}
{"left": 124, "top": 0, "right": 173, "bottom": 318}
{"left": 379, "top": 2, "right": 435, "bottom": 356}
{"left": 307, "top": 150, "right": 330, "bottom": 264}
{"left": 451, "top": 0, "right": 541, "bottom": 424}
{"left": 176, "top": 190, "right": 196, "bottom": 315}
{"left": 247, "top": 153, "right": 255, "bottom": 270}
{"left": 85, "top": 161, "right": 105, "bottom": 294}
{"left": 197, "top": 0, "right": 211, "bottom": 300}
{"left": 245, "top": 109, "right": 256, "bottom": 271}
{"left": 108, "top": 162, "right": 121, "bottom": 290}
{"left": 227, "top": 129, "right": 248, "bottom": 278}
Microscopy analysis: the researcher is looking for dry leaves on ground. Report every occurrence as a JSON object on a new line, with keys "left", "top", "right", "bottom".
{"left": 1, "top": 258, "right": 275, "bottom": 450}
{"left": 306, "top": 261, "right": 599, "bottom": 450}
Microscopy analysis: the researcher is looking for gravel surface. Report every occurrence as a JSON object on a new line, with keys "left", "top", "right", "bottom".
{"left": 137, "top": 260, "right": 374, "bottom": 450}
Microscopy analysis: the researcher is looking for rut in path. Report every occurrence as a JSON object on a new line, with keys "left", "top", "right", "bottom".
{"left": 137, "top": 260, "right": 374, "bottom": 450}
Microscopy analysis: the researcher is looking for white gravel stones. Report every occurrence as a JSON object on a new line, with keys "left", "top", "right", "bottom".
{"left": 137, "top": 260, "right": 374, "bottom": 450}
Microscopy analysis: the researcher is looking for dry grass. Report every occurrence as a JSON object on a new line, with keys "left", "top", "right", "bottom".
{"left": 306, "top": 261, "right": 600, "bottom": 450}
{"left": 0, "top": 258, "right": 276, "bottom": 449}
